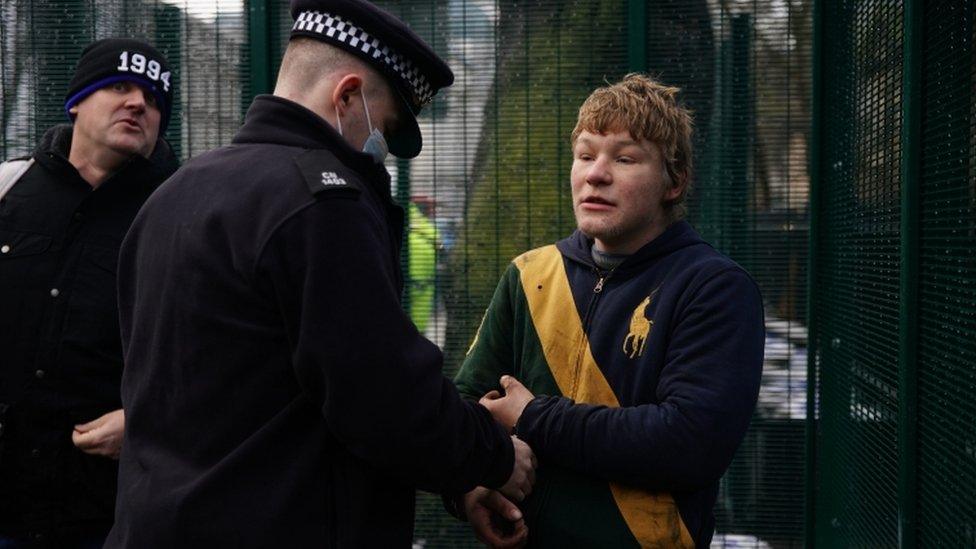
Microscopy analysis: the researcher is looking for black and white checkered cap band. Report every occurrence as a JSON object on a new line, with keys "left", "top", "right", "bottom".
{"left": 293, "top": 10, "right": 434, "bottom": 109}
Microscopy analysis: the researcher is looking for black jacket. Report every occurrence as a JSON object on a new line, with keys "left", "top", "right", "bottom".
{"left": 106, "top": 95, "right": 514, "bottom": 548}
{"left": 0, "top": 125, "right": 178, "bottom": 545}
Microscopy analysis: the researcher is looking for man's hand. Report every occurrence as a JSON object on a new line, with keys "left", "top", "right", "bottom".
{"left": 463, "top": 487, "right": 528, "bottom": 548}
{"left": 498, "top": 436, "right": 537, "bottom": 502}
{"left": 480, "top": 376, "right": 535, "bottom": 433}
{"left": 72, "top": 409, "right": 124, "bottom": 459}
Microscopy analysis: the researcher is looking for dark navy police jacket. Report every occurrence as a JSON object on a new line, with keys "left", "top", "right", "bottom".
{"left": 106, "top": 95, "right": 514, "bottom": 548}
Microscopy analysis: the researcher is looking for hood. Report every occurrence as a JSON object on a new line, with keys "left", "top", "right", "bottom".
{"left": 556, "top": 220, "right": 707, "bottom": 274}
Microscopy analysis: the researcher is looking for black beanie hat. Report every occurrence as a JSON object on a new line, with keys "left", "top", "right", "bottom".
{"left": 64, "top": 38, "right": 174, "bottom": 133}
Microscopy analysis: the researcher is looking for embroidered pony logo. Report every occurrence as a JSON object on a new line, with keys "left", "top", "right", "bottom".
{"left": 623, "top": 291, "right": 657, "bottom": 359}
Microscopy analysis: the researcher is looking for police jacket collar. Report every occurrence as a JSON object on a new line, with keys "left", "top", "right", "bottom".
{"left": 557, "top": 220, "right": 706, "bottom": 274}
{"left": 31, "top": 123, "right": 179, "bottom": 191}
{"left": 234, "top": 95, "right": 389, "bottom": 182}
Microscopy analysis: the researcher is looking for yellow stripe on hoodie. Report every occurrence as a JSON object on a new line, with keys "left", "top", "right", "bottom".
{"left": 513, "top": 245, "right": 694, "bottom": 548}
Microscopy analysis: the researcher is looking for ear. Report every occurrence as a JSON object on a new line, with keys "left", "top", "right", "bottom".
{"left": 331, "top": 73, "right": 364, "bottom": 117}
{"left": 663, "top": 168, "right": 686, "bottom": 202}
{"left": 68, "top": 105, "right": 79, "bottom": 115}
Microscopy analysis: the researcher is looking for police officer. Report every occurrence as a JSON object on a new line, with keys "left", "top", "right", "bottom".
{"left": 0, "top": 38, "right": 177, "bottom": 548}
{"left": 107, "top": 1, "right": 535, "bottom": 547}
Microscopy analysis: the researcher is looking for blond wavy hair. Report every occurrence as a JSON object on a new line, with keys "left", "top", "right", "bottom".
{"left": 571, "top": 73, "right": 694, "bottom": 220}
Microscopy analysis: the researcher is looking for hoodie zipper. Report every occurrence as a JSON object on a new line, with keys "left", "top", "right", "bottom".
{"left": 582, "top": 267, "right": 613, "bottom": 331}
{"left": 593, "top": 275, "right": 606, "bottom": 294}
{"left": 571, "top": 267, "right": 613, "bottom": 397}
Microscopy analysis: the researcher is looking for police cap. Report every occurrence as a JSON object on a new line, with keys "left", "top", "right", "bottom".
{"left": 290, "top": 0, "right": 454, "bottom": 158}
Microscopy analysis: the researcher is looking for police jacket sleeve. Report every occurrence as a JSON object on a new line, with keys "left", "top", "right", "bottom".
{"left": 256, "top": 197, "right": 514, "bottom": 494}
{"left": 514, "top": 268, "right": 764, "bottom": 492}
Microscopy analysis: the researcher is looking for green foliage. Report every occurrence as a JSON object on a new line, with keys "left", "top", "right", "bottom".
{"left": 443, "top": 1, "right": 630, "bottom": 369}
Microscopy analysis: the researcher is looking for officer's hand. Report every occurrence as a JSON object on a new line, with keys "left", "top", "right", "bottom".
{"left": 498, "top": 436, "right": 537, "bottom": 502}
{"left": 480, "top": 376, "right": 535, "bottom": 433}
{"left": 463, "top": 486, "right": 528, "bottom": 548}
{"left": 72, "top": 409, "right": 125, "bottom": 459}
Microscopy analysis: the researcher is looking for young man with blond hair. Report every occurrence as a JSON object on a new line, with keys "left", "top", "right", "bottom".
{"left": 453, "top": 74, "right": 764, "bottom": 548}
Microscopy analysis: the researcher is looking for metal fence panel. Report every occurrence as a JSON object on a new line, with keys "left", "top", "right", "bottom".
{"left": 812, "top": 0, "right": 976, "bottom": 547}
{"left": 917, "top": 1, "right": 976, "bottom": 546}
{"left": 813, "top": 1, "right": 903, "bottom": 545}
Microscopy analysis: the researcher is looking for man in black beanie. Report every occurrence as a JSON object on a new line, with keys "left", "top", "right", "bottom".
{"left": 0, "top": 38, "right": 178, "bottom": 548}
{"left": 108, "top": 1, "right": 535, "bottom": 547}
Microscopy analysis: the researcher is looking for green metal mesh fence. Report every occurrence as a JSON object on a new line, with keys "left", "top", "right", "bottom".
{"left": 691, "top": 4, "right": 810, "bottom": 547}
{"left": 0, "top": 0, "right": 250, "bottom": 161}
{"left": 813, "top": 1, "right": 903, "bottom": 545}
{"left": 2, "top": 1, "right": 814, "bottom": 546}
{"left": 916, "top": 1, "right": 975, "bottom": 546}
{"left": 812, "top": 0, "right": 976, "bottom": 546}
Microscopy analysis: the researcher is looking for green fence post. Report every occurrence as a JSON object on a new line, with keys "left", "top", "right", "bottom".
{"left": 627, "top": 0, "right": 647, "bottom": 72}
{"left": 397, "top": 158, "right": 412, "bottom": 309}
{"left": 728, "top": 14, "right": 752, "bottom": 266}
{"left": 247, "top": 0, "right": 273, "bottom": 98}
{"left": 897, "top": 0, "right": 922, "bottom": 546}
{"left": 154, "top": 3, "right": 183, "bottom": 157}
{"left": 805, "top": 0, "right": 824, "bottom": 547}
{"left": 697, "top": 15, "right": 751, "bottom": 256}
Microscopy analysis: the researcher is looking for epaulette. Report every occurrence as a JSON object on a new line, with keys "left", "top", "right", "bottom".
{"left": 293, "top": 150, "right": 363, "bottom": 199}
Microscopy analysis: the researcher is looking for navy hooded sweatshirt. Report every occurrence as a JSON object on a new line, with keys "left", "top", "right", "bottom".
{"left": 456, "top": 220, "right": 765, "bottom": 547}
